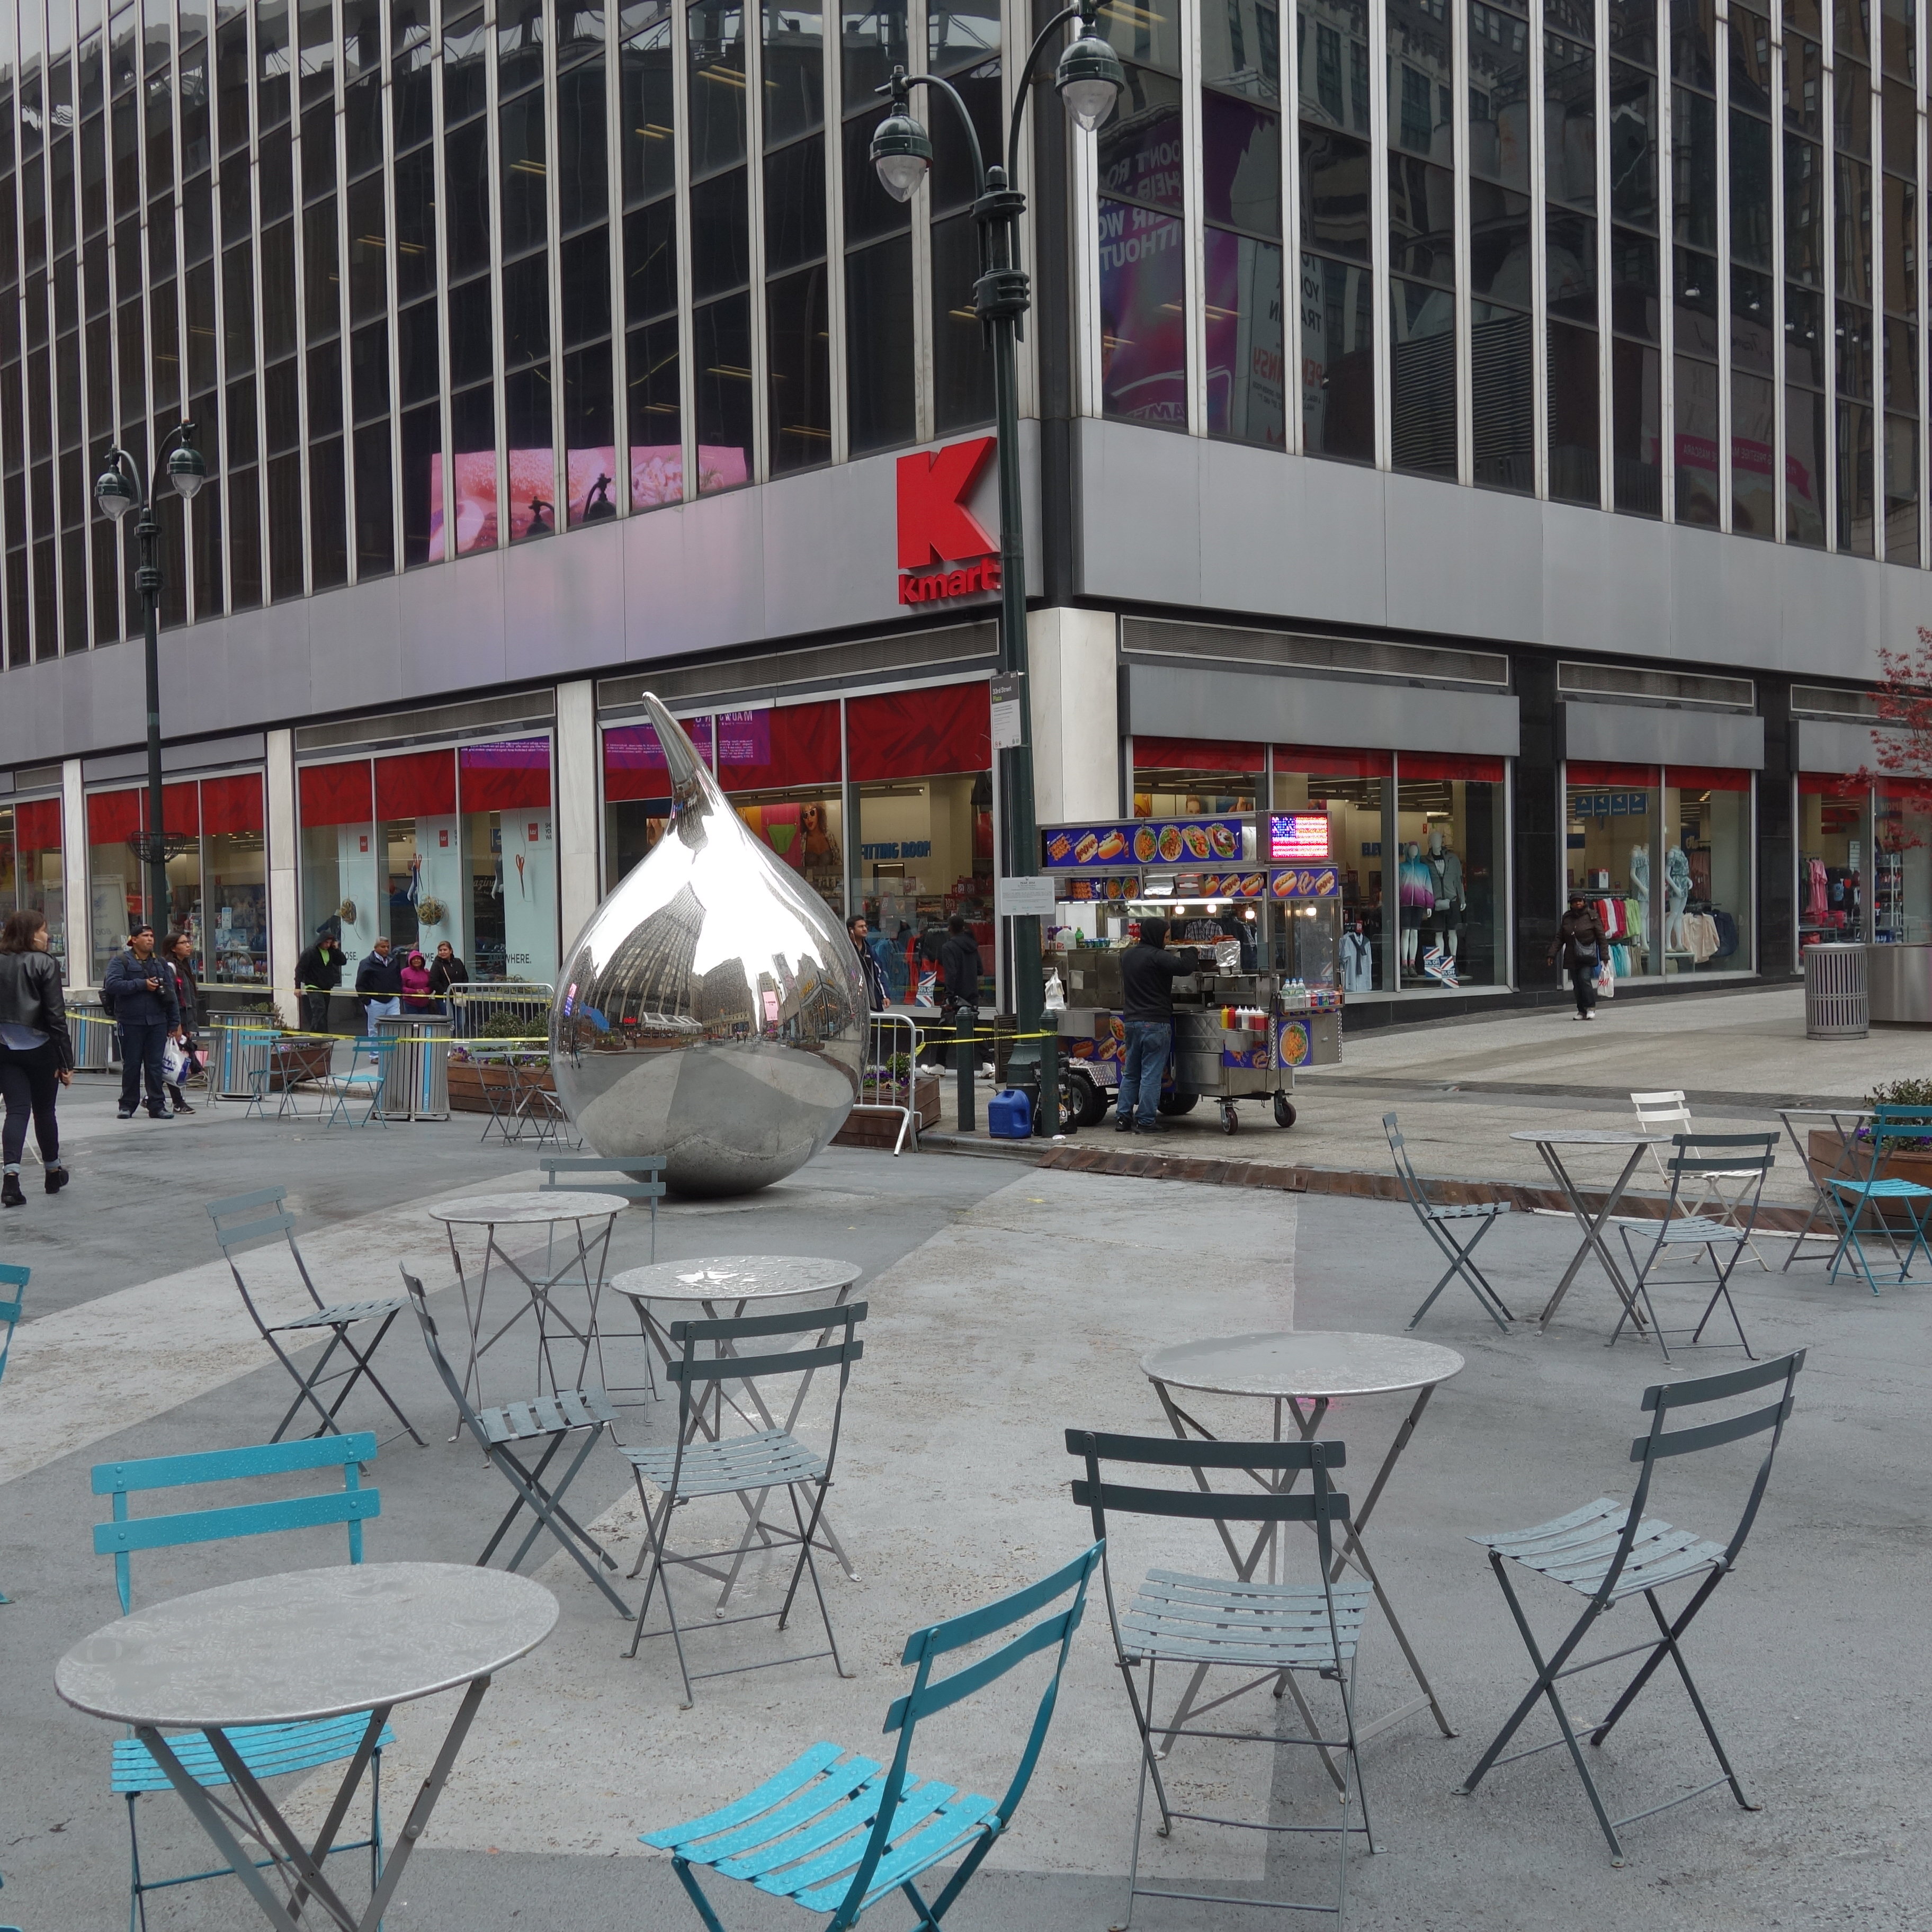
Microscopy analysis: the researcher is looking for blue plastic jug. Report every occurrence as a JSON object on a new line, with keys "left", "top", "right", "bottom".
{"left": 986, "top": 1087, "right": 1033, "bottom": 1139}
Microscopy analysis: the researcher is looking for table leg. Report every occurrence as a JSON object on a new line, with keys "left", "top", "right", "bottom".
{"left": 1535, "top": 1143, "right": 1653, "bottom": 1334}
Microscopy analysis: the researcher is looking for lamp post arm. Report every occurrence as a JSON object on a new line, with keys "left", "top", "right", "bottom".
{"left": 889, "top": 71, "right": 988, "bottom": 196}
{"left": 1006, "top": 2, "right": 1088, "bottom": 183}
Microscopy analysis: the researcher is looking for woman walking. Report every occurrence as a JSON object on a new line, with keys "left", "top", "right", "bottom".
{"left": 1548, "top": 891, "right": 1609, "bottom": 1021}
{"left": 160, "top": 930, "right": 202, "bottom": 1114}
{"left": 0, "top": 908, "right": 73, "bottom": 1207}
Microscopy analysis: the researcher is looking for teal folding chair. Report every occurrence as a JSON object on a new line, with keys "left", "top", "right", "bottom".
{"left": 642, "top": 1543, "right": 1102, "bottom": 1931}
{"left": 0, "top": 1866, "right": 16, "bottom": 1930}
{"left": 315, "top": 1038, "right": 393, "bottom": 1129}
{"left": 1822, "top": 1105, "right": 1932, "bottom": 1290}
{"left": 0, "top": 1263, "right": 23, "bottom": 1605}
{"left": 91, "top": 1433, "right": 392, "bottom": 1932}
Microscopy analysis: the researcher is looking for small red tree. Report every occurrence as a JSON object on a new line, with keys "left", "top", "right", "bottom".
{"left": 1854, "top": 630, "right": 1932, "bottom": 840}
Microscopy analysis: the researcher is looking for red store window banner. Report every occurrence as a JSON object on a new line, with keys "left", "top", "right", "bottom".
{"left": 1133, "top": 735, "right": 1264, "bottom": 774}
{"left": 1566, "top": 760, "right": 1661, "bottom": 789}
{"left": 86, "top": 789, "right": 144, "bottom": 844}
{"left": 603, "top": 715, "right": 716, "bottom": 802}
{"left": 375, "top": 749, "right": 458, "bottom": 820}
{"left": 1799, "top": 771, "right": 1871, "bottom": 798}
{"left": 298, "top": 759, "right": 376, "bottom": 827}
{"left": 1275, "top": 745, "right": 1396, "bottom": 779}
{"left": 718, "top": 702, "right": 842, "bottom": 791}
{"left": 200, "top": 773, "right": 266, "bottom": 835}
{"left": 459, "top": 738, "right": 552, "bottom": 813}
{"left": 1399, "top": 752, "right": 1507, "bottom": 783}
{"left": 846, "top": 683, "right": 990, "bottom": 782}
{"left": 1665, "top": 765, "right": 1751, "bottom": 793}
{"left": 15, "top": 797, "right": 61, "bottom": 852}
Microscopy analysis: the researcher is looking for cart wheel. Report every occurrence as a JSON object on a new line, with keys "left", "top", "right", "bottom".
{"left": 1067, "top": 1066, "right": 1107, "bottom": 1129}
{"left": 1273, "top": 1094, "right": 1297, "bottom": 1129}
{"left": 1157, "top": 1092, "right": 1199, "bottom": 1116}
{"left": 1220, "top": 1103, "right": 1239, "bottom": 1135}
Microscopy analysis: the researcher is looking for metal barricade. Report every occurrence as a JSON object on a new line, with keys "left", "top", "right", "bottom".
{"left": 443, "top": 980, "right": 554, "bottom": 1041}
{"left": 850, "top": 1012, "right": 925, "bottom": 1155}
{"left": 68, "top": 1003, "right": 117, "bottom": 1070}
{"left": 1803, "top": 941, "right": 1868, "bottom": 1039}
{"left": 373, "top": 1013, "right": 453, "bottom": 1120}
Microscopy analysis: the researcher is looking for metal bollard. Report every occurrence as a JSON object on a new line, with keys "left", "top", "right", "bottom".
{"left": 956, "top": 1007, "right": 976, "bottom": 1133}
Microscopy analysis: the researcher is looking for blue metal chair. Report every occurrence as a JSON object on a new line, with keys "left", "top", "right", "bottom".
{"left": 91, "top": 1433, "right": 392, "bottom": 1932}
{"left": 1821, "top": 1104, "right": 1932, "bottom": 1290}
{"left": 0, "top": 1263, "right": 23, "bottom": 1605}
{"left": 642, "top": 1542, "right": 1102, "bottom": 1931}
{"left": 207, "top": 1187, "right": 424, "bottom": 1446}
{"left": 315, "top": 1037, "right": 393, "bottom": 1129}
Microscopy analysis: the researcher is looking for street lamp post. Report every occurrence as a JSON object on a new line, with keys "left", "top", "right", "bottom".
{"left": 94, "top": 423, "right": 209, "bottom": 938}
{"left": 872, "top": 4, "right": 1123, "bottom": 1134}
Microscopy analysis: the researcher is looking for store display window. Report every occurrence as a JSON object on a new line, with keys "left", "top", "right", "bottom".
{"left": 1395, "top": 753, "right": 1507, "bottom": 989}
{"left": 602, "top": 714, "right": 715, "bottom": 891}
{"left": 1273, "top": 745, "right": 1390, "bottom": 989}
{"left": 849, "top": 683, "right": 994, "bottom": 1001}
{"left": 1874, "top": 780, "right": 1932, "bottom": 942}
{"left": 1133, "top": 737, "right": 1263, "bottom": 817}
{"left": 299, "top": 738, "right": 556, "bottom": 986}
{"left": 86, "top": 777, "right": 269, "bottom": 986}
{"left": 1797, "top": 774, "right": 1871, "bottom": 948}
{"left": 1660, "top": 767, "right": 1752, "bottom": 974}
{"left": 1565, "top": 761, "right": 1662, "bottom": 980}
{"left": 0, "top": 797, "right": 65, "bottom": 963}
{"left": 717, "top": 702, "right": 845, "bottom": 916}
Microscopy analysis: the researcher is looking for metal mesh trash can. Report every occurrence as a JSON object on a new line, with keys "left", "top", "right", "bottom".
{"left": 68, "top": 1004, "right": 116, "bottom": 1070}
{"left": 374, "top": 1013, "right": 452, "bottom": 1119}
{"left": 212, "top": 1018, "right": 279, "bottom": 1099}
{"left": 1803, "top": 942, "right": 1868, "bottom": 1039}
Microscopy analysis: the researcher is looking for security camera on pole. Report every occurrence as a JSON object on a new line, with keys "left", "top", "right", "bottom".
{"left": 870, "top": 4, "right": 1124, "bottom": 1134}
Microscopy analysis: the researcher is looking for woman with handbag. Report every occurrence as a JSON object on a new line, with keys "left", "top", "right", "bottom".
{"left": 160, "top": 930, "right": 203, "bottom": 1114}
{"left": 0, "top": 908, "right": 74, "bottom": 1207}
{"left": 1548, "top": 892, "right": 1609, "bottom": 1021}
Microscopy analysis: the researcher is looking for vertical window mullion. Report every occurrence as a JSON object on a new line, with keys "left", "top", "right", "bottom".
{"left": 1920, "top": 2, "right": 1928, "bottom": 567}
{"left": 1716, "top": 0, "right": 1731, "bottom": 532}
{"left": 1772, "top": 18, "right": 1786, "bottom": 542}
{"left": 827, "top": 0, "right": 849, "bottom": 459}
{"left": 334, "top": 0, "right": 357, "bottom": 586}
{"left": 1283, "top": 0, "right": 1302, "bottom": 451}
{"left": 1657, "top": 0, "right": 1675, "bottom": 518}
{"left": 545, "top": 1, "right": 567, "bottom": 524}
{"left": 672, "top": 0, "right": 696, "bottom": 502}
{"left": 605, "top": 0, "right": 630, "bottom": 508}
{"left": 1531, "top": 0, "right": 1549, "bottom": 496}
{"left": 1182, "top": 0, "right": 1206, "bottom": 436}
{"left": 487, "top": 1, "right": 507, "bottom": 550}
{"left": 748, "top": 0, "right": 772, "bottom": 476}
{"left": 907, "top": 0, "right": 934, "bottom": 445}
{"left": 1370, "top": 0, "right": 1391, "bottom": 467}
{"left": 431, "top": 0, "right": 454, "bottom": 562}
{"left": 1822, "top": 0, "right": 1837, "bottom": 545}
{"left": 1595, "top": 0, "right": 1613, "bottom": 511}
{"left": 1453, "top": 0, "right": 1472, "bottom": 482}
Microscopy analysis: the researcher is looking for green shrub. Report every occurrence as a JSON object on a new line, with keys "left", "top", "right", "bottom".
{"left": 479, "top": 1011, "right": 541, "bottom": 1040}
{"left": 1865, "top": 1078, "right": 1932, "bottom": 1148}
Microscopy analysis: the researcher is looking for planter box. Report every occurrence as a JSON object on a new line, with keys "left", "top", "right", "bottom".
{"left": 449, "top": 1060, "right": 554, "bottom": 1115}
{"left": 1808, "top": 1127, "right": 1932, "bottom": 1222}
{"left": 834, "top": 1072, "right": 941, "bottom": 1148}
{"left": 270, "top": 1039, "right": 335, "bottom": 1091}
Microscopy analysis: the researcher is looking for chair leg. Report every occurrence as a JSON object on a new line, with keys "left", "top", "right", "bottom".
{"left": 1688, "top": 1243, "right": 1755, "bottom": 1357}
{"left": 265, "top": 1329, "right": 351, "bottom": 1443}
{"left": 776, "top": 1481, "right": 849, "bottom": 1680}
{"left": 628, "top": 1486, "right": 697, "bottom": 1706}
{"left": 128, "top": 1793, "right": 147, "bottom": 1932}
{"left": 670, "top": 1857, "right": 732, "bottom": 1932}
{"left": 480, "top": 1439, "right": 631, "bottom": 1616}
{"left": 501, "top": 1426, "right": 610, "bottom": 1573}
{"left": 1635, "top": 1588, "right": 1757, "bottom": 1811}
{"left": 320, "top": 1313, "right": 425, "bottom": 1446}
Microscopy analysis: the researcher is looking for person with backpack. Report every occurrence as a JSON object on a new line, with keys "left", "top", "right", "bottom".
{"left": 1548, "top": 892, "right": 1609, "bottom": 1021}
{"left": 0, "top": 907, "right": 73, "bottom": 1206}
{"left": 294, "top": 924, "right": 345, "bottom": 1033}
{"left": 159, "top": 929, "right": 203, "bottom": 1115}
{"left": 103, "top": 923, "right": 181, "bottom": 1120}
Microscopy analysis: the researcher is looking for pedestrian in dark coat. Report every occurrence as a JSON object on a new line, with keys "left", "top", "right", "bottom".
{"left": 0, "top": 907, "right": 73, "bottom": 1206}
{"left": 160, "top": 931, "right": 202, "bottom": 1114}
{"left": 103, "top": 923, "right": 180, "bottom": 1119}
{"left": 294, "top": 926, "right": 345, "bottom": 1033}
{"left": 1548, "top": 893, "right": 1609, "bottom": 1020}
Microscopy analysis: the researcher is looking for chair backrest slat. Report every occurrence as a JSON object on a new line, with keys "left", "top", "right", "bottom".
{"left": 206, "top": 1185, "right": 291, "bottom": 1220}
{"left": 91, "top": 1431, "right": 379, "bottom": 1614}
{"left": 1642, "top": 1348, "right": 1806, "bottom": 1411}
{"left": 667, "top": 1338, "right": 862, "bottom": 1385}
{"left": 401, "top": 1268, "right": 486, "bottom": 1435}
{"left": 207, "top": 1209, "right": 299, "bottom": 1250}
{"left": 885, "top": 1604, "right": 1077, "bottom": 1731}
{"left": 1634, "top": 1395, "right": 1794, "bottom": 1462}
{"left": 1069, "top": 1428, "right": 1344, "bottom": 1474}
{"left": 668, "top": 1301, "right": 866, "bottom": 1346}
{"left": 540, "top": 1156, "right": 666, "bottom": 1202}
{"left": 1070, "top": 1476, "right": 1346, "bottom": 1525}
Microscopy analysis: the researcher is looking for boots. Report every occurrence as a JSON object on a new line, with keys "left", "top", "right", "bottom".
{"left": 1, "top": 1170, "right": 23, "bottom": 1209}
{"left": 44, "top": 1162, "right": 68, "bottom": 1194}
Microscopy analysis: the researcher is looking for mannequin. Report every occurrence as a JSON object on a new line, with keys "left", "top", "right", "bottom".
{"left": 1397, "top": 842, "right": 1433, "bottom": 972}
{"left": 1628, "top": 844, "right": 1650, "bottom": 954}
{"left": 1421, "top": 826, "right": 1466, "bottom": 979}
{"left": 1340, "top": 919, "right": 1375, "bottom": 992}
{"left": 1666, "top": 845, "right": 1693, "bottom": 951}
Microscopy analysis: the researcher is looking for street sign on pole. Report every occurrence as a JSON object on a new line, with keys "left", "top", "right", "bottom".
{"left": 990, "top": 671, "right": 1024, "bottom": 751}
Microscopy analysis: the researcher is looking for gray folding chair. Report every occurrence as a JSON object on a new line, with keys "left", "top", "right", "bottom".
{"left": 1456, "top": 1350, "right": 1805, "bottom": 1865}
{"left": 208, "top": 1187, "right": 425, "bottom": 1446}
{"left": 1385, "top": 1113, "right": 1515, "bottom": 1332}
{"left": 401, "top": 1269, "right": 632, "bottom": 1617}
{"left": 1612, "top": 1134, "right": 1777, "bottom": 1361}
{"left": 1066, "top": 1429, "right": 1375, "bottom": 1926}
{"left": 1630, "top": 1091, "right": 1776, "bottom": 1269}
{"left": 539, "top": 1155, "right": 666, "bottom": 1263}
{"left": 622, "top": 1302, "right": 866, "bottom": 1706}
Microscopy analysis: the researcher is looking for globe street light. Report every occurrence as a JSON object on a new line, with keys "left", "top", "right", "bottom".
{"left": 94, "top": 422, "right": 210, "bottom": 937}
{"left": 871, "top": 3, "right": 1123, "bottom": 1133}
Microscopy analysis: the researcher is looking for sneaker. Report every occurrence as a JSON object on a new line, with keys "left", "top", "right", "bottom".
{"left": 1137, "top": 1120, "right": 1170, "bottom": 1134}
{"left": 117, "top": 1108, "right": 136, "bottom": 1120}
{"left": 1114, "top": 1115, "right": 1134, "bottom": 1133}
{"left": 1, "top": 1173, "right": 22, "bottom": 1209}
{"left": 147, "top": 1108, "right": 173, "bottom": 1120}
{"left": 170, "top": 1101, "right": 195, "bottom": 1115}
{"left": 1584, "top": 1011, "right": 1597, "bottom": 1021}
{"left": 44, "top": 1165, "right": 68, "bottom": 1195}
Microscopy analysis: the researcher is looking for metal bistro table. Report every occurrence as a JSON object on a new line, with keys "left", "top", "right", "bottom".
{"left": 1776, "top": 1106, "right": 1877, "bottom": 1275}
{"left": 1510, "top": 1128, "right": 1671, "bottom": 1334}
{"left": 428, "top": 1192, "right": 627, "bottom": 1411}
{"left": 612, "top": 1255, "right": 863, "bottom": 1608}
{"left": 1142, "top": 1329, "right": 1464, "bottom": 1748}
{"left": 54, "top": 1563, "right": 556, "bottom": 1932}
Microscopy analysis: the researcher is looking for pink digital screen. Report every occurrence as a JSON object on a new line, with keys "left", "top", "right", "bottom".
{"left": 1269, "top": 813, "right": 1330, "bottom": 861}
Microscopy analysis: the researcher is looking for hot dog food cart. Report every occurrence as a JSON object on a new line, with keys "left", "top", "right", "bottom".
{"left": 1040, "top": 815, "right": 1344, "bottom": 1134}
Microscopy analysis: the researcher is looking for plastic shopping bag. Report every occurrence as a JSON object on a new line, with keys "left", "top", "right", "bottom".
{"left": 162, "top": 1037, "right": 190, "bottom": 1083}
{"left": 915, "top": 970, "right": 938, "bottom": 1007}
{"left": 1597, "top": 959, "right": 1616, "bottom": 1000}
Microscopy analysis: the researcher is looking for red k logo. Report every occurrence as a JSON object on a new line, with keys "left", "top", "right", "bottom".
{"left": 896, "top": 437, "right": 997, "bottom": 569}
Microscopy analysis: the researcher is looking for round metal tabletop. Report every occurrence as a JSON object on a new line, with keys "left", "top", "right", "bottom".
{"left": 1141, "top": 1330, "right": 1465, "bottom": 1400}
{"left": 55, "top": 1563, "right": 558, "bottom": 1730}
{"left": 428, "top": 1190, "right": 628, "bottom": 1227}
{"left": 612, "top": 1254, "right": 862, "bottom": 1303}
{"left": 1508, "top": 1129, "right": 1670, "bottom": 1146}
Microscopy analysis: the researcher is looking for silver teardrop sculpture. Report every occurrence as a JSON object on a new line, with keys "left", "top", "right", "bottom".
{"left": 550, "top": 694, "right": 866, "bottom": 1196}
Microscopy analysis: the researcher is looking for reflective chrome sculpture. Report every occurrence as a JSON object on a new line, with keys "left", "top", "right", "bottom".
{"left": 550, "top": 694, "right": 866, "bottom": 1196}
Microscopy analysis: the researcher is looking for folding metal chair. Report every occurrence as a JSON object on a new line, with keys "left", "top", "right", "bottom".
{"left": 1066, "top": 1429, "right": 1375, "bottom": 1926}
{"left": 0, "top": 1263, "right": 22, "bottom": 1604}
{"left": 641, "top": 1543, "right": 1102, "bottom": 1932}
{"left": 401, "top": 1268, "right": 631, "bottom": 1616}
{"left": 315, "top": 1038, "right": 393, "bottom": 1129}
{"left": 1609, "top": 1134, "right": 1776, "bottom": 1362}
{"left": 91, "top": 1432, "right": 393, "bottom": 1932}
{"left": 623, "top": 1302, "right": 866, "bottom": 1706}
{"left": 1455, "top": 1350, "right": 1806, "bottom": 1865}
{"left": 1385, "top": 1112, "right": 1514, "bottom": 1332}
{"left": 540, "top": 1155, "right": 666, "bottom": 1263}
{"left": 1820, "top": 1104, "right": 1932, "bottom": 1290}
{"left": 241, "top": 1034, "right": 302, "bottom": 1122}
{"left": 207, "top": 1188, "right": 424, "bottom": 1446}
{"left": 1630, "top": 1091, "right": 1777, "bottom": 1269}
